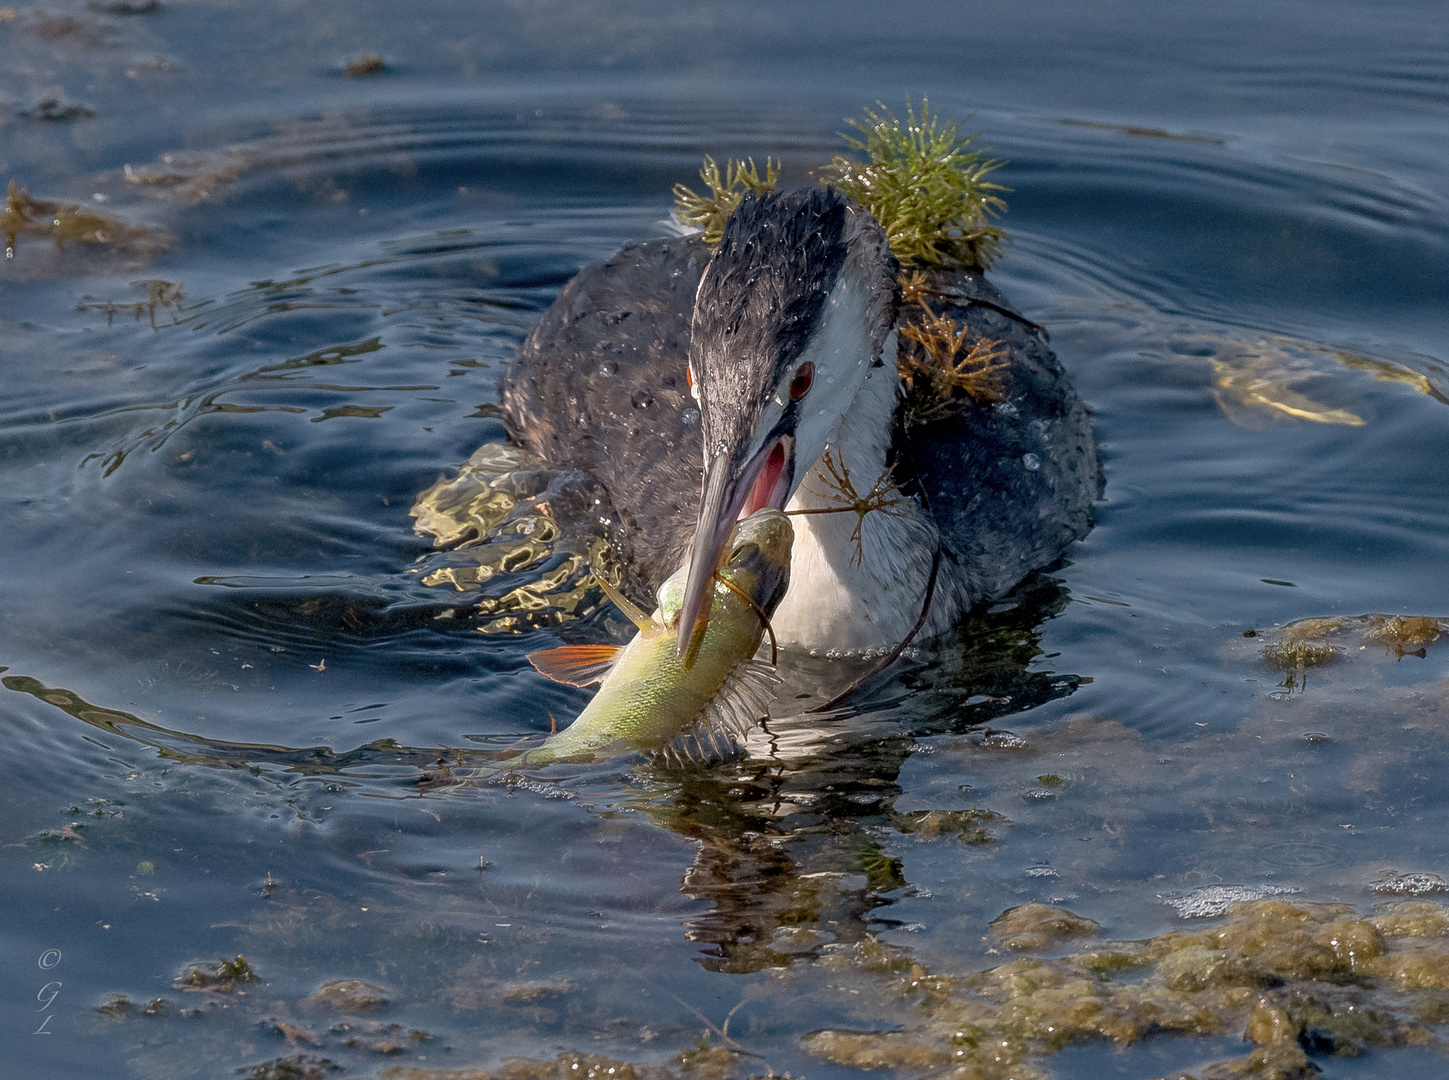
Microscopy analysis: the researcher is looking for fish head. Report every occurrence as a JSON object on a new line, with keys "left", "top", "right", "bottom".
{"left": 658, "top": 508, "right": 794, "bottom": 629}
{"left": 716, "top": 508, "right": 794, "bottom": 620}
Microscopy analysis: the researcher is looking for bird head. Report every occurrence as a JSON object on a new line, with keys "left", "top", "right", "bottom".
{"left": 675, "top": 187, "right": 897, "bottom": 657}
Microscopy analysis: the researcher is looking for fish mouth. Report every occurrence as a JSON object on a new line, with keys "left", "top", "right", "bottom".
{"left": 723, "top": 507, "right": 794, "bottom": 617}
{"left": 676, "top": 434, "right": 795, "bottom": 658}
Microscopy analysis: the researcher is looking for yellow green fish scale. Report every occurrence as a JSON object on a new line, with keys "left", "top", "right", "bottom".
{"left": 519, "top": 510, "right": 792, "bottom": 763}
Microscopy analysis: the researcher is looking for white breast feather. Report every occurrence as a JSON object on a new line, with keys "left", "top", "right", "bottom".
{"left": 771, "top": 358, "right": 966, "bottom": 656}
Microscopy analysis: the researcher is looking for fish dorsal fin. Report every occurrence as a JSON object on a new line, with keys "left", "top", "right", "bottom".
{"left": 662, "top": 659, "right": 780, "bottom": 764}
{"left": 594, "top": 575, "right": 655, "bottom": 633}
{"left": 527, "top": 644, "right": 622, "bottom": 687}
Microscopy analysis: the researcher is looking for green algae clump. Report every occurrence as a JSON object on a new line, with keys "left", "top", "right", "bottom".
{"left": 97, "top": 993, "right": 136, "bottom": 1017}
{"left": 891, "top": 807, "right": 1004, "bottom": 843}
{"left": 988, "top": 904, "right": 1100, "bottom": 951}
{"left": 801, "top": 899, "right": 1449, "bottom": 1080}
{"left": 1365, "top": 615, "right": 1445, "bottom": 651}
{"left": 673, "top": 100, "right": 1007, "bottom": 270}
{"left": 1371, "top": 902, "right": 1449, "bottom": 939}
{"left": 1256, "top": 613, "right": 1447, "bottom": 669}
{"left": 175, "top": 953, "right": 258, "bottom": 991}
{"left": 818, "top": 99, "right": 1007, "bottom": 271}
{"left": 675, "top": 1042, "right": 743, "bottom": 1080}
{"left": 1263, "top": 639, "right": 1335, "bottom": 670}
{"left": 802, "top": 1030, "right": 950, "bottom": 1069}
{"left": 303, "top": 978, "right": 390, "bottom": 1012}
{"left": 240, "top": 1057, "right": 342, "bottom": 1080}
{"left": 1155, "top": 945, "right": 1268, "bottom": 992}
{"left": 672, "top": 157, "right": 780, "bottom": 245}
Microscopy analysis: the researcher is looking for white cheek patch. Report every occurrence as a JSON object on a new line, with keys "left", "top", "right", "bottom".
{"left": 788, "top": 272, "right": 880, "bottom": 479}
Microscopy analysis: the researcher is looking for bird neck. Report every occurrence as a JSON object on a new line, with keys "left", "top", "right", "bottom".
{"left": 770, "top": 360, "right": 960, "bottom": 657}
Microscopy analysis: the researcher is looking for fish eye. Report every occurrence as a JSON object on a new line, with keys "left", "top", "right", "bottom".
{"left": 728, "top": 541, "right": 760, "bottom": 564}
{"left": 788, "top": 361, "right": 814, "bottom": 401}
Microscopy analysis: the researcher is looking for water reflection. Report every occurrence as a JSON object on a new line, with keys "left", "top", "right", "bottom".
{"left": 643, "top": 582, "right": 1078, "bottom": 973}
{"left": 1179, "top": 331, "right": 1449, "bottom": 428}
{"left": 411, "top": 442, "right": 623, "bottom": 633}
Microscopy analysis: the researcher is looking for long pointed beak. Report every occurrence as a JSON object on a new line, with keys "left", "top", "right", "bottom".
{"left": 676, "top": 452, "right": 734, "bottom": 659}
{"left": 675, "top": 436, "right": 795, "bottom": 658}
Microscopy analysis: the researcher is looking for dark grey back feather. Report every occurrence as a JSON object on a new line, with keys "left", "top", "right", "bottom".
{"left": 895, "top": 274, "right": 1104, "bottom": 605}
{"left": 501, "top": 237, "right": 707, "bottom": 602}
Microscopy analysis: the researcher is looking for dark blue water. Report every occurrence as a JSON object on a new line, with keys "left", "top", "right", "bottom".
{"left": 2, "top": 1, "right": 1447, "bottom": 1077}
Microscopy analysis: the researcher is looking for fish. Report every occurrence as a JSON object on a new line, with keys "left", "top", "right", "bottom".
{"left": 515, "top": 508, "right": 794, "bottom": 764}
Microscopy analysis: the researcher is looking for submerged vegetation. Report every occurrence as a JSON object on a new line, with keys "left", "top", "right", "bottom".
{"left": 75, "top": 277, "right": 185, "bottom": 327}
{"left": 1263, "top": 638, "right": 1336, "bottom": 671}
{"left": 97, "top": 898, "right": 1449, "bottom": 1080}
{"left": 2, "top": 179, "right": 162, "bottom": 261}
{"left": 806, "top": 898, "right": 1449, "bottom": 1080}
{"left": 1260, "top": 613, "right": 1449, "bottom": 670}
{"left": 175, "top": 954, "right": 258, "bottom": 990}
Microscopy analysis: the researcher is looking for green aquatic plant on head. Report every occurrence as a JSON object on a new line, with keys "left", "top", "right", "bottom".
{"left": 671, "top": 100, "right": 1007, "bottom": 269}
{"left": 672, "top": 156, "right": 781, "bottom": 244}
{"left": 819, "top": 98, "right": 1008, "bottom": 271}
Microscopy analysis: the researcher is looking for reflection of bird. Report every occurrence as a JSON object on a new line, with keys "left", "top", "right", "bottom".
{"left": 502, "top": 187, "right": 1101, "bottom": 657}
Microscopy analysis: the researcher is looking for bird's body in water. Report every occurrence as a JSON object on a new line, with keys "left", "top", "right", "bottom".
{"left": 502, "top": 188, "right": 1101, "bottom": 657}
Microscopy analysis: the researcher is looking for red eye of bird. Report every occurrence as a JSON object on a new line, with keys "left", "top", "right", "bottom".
{"left": 789, "top": 361, "right": 814, "bottom": 401}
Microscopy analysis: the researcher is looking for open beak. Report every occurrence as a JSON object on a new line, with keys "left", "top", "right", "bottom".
{"left": 675, "top": 434, "right": 795, "bottom": 658}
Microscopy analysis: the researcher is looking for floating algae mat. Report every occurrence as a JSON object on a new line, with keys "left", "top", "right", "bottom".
{"left": 90, "top": 898, "right": 1449, "bottom": 1080}
{"left": 799, "top": 898, "right": 1449, "bottom": 1080}
{"left": 1, "top": 179, "right": 166, "bottom": 274}
{"left": 59, "top": 598, "right": 1449, "bottom": 1079}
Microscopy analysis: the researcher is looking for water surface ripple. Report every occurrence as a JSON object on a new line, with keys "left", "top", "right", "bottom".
{"left": 1, "top": 2, "right": 1447, "bottom": 1078}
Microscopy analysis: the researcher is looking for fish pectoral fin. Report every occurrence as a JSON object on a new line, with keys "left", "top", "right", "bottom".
{"left": 593, "top": 575, "right": 655, "bottom": 633}
{"left": 526, "top": 644, "right": 623, "bottom": 687}
{"left": 677, "top": 658, "right": 782, "bottom": 754}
